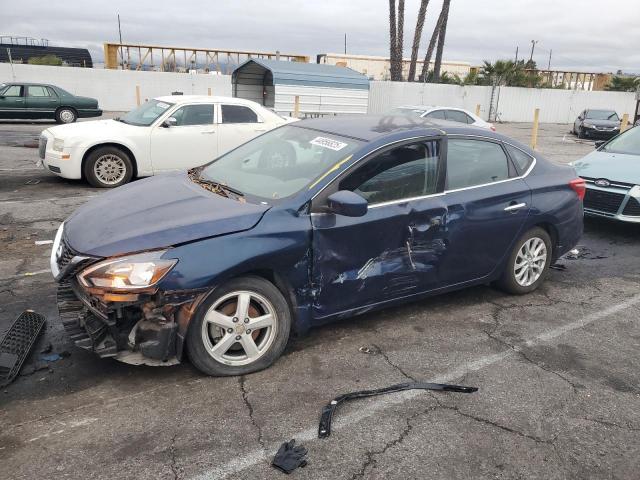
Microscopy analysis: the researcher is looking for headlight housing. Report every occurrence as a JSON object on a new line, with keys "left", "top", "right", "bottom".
{"left": 77, "top": 250, "right": 177, "bottom": 291}
{"left": 582, "top": 122, "right": 593, "bottom": 128}
{"left": 52, "top": 138, "right": 65, "bottom": 152}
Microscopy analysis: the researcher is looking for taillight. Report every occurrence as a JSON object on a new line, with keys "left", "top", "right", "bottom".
{"left": 569, "top": 178, "right": 586, "bottom": 201}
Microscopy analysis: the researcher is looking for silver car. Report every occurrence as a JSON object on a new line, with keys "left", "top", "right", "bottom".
{"left": 571, "top": 126, "right": 640, "bottom": 223}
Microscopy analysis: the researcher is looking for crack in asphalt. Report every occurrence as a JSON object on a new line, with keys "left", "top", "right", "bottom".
{"left": 169, "top": 433, "right": 180, "bottom": 480}
{"left": 583, "top": 417, "right": 640, "bottom": 432}
{"left": 371, "top": 343, "right": 417, "bottom": 382}
{"left": 238, "top": 375, "right": 267, "bottom": 453}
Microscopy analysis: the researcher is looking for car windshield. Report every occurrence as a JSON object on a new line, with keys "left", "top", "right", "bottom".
{"left": 388, "top": 107, "right": 426, "bottom": 117}
{"left": 119, "top": 99, "right": 174, "bottom": 126}
{"left": 601, "top": 126, "right": 640, "bottom": 155}
{"left": 586, "top": 110, "right": 619, "bottom": 121}
{"left": 198, "top": 125, "right": 363, "bottom": 201}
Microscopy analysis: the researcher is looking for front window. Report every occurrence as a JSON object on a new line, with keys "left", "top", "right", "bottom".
{"left": 170, "top": 104, "right": 214, "bottom": 126}
{"left": 1, "top": 85, "right": 22, "bottom": 97}
{"left": 600, "top": 126, "right": 640, "bottom": 155}
{"left": 198, "top": 125, "right": 363, "bottom": 201}
{"left": 119, "top": 99, "right": 175, "bottom": 126}
{"left": 586, "top": 110, "right": 619, "bottom": 121}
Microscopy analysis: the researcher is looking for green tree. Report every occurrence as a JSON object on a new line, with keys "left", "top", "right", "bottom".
{"left": 605, "top": 75, "right": 640, "bottom": 92}
{"left": 27, "top": 55, "right": 63, "bottom": 66}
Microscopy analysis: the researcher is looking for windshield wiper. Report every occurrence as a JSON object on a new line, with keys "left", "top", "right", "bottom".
{"left": 187, "top": 168, "right": 244, "bottom": 200}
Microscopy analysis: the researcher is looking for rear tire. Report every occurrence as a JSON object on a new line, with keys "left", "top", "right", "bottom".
{"left": 578, "top": 127, "right": 585, "bottom": 139}
{"left": 83, "top": 146, "right": 134, "bottom": 188}
{"left": 186, "top": 276, "right": 292, "bottom": 376}
{"left": 56, "top": 107, "right": 77, "bottom": 124}
{"left": 496, "top": 227, "right": 552, "bottom": 295}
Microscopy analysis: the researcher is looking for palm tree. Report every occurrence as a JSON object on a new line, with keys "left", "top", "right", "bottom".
{"left": 606, "top": 75, "right": 640, "bottom": 92}
{"left": 388, "top": 0, "right": 405, "bottom": 81}
{"left": 407, "top": 0, "right": 430, "bottom": 82}
{"left": 432, "top": 0, "right": 451, "bottom": 82}
{"left": 418, "top": 2, "right": 446, "bottom": 81}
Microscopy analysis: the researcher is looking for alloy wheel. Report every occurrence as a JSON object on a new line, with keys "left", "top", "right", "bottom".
{"left": 93, "top": 154, "right": 127, "bottom": 185}
{"left": 201, "top": 290, "right": 278, "bottom": 366}
{"left": 59, "top": 109, "right": 75, "bottom": 123}
{"left": 514, "top": 237, "right": 547, "bottom": 287}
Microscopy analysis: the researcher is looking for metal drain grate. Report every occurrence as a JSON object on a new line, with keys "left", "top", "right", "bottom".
{"left": 0, "top": 311, "right": 46, "bottom": 386}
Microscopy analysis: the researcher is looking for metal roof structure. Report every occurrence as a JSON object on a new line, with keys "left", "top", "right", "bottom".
{"left": 233, "top": 59, "right": 369, "bottom": 90}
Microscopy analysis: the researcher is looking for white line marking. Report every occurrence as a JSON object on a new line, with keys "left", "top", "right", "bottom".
{"left": 0, "top": 195, "right": 96, "bottom": 205}
{"left": 192, "top": 293, "right": 640, "bottom": 480}
{"left": 35, "top": 240, "right": 53, "bottom": 245}
{"left": 0, "top": 269, "right": 51, "bottom": 282}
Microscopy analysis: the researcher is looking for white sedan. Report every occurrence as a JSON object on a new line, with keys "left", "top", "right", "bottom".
{"left": 389, "top": 105, "right": 496, "bottom": 131}
{"left": 39, "top": 95, "right": 294, "bottom": 188}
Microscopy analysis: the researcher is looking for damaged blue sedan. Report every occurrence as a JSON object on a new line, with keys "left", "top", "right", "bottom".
{"left": 52, "top": 115, "right": 584, "bottom": 376}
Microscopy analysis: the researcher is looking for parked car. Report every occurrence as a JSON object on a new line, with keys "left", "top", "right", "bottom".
{"left": 573, "top": 109, "right": 620, "bottom": 139}
{"left": 389, "top": 105, "right": 496, "bottom": 130}
{"left": 39, "top": 95, "right": 294, "bottom": 188}
{"left": 571, "top": 125, "right": 640, "bottom": 223}
{"left": 0, "top": 82, "right": 101, "bottom": 123}
{"left": 51, "top": 115, "right": 584, "bottom": 376}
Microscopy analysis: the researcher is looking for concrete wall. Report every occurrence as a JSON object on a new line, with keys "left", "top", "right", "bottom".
{"left": 368, "top": 81, "right": 637, "bottom": 123}
{"left": 0, "top": 63, "right": 232, "bottom": 111}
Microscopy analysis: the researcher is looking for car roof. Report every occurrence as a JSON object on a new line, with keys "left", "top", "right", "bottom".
{"left": 3, "top": 82, "right": 58, "bottom": 87}
{"left": 153, "top": 95, "right": 261, "bottom": 106}
{"left": 292, "top": 114, "right": 503, "bottom": 143}
{"left": 396, "top": 105, "right": 468, "bottom": 112}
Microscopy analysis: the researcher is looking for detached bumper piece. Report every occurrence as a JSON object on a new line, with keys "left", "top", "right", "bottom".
{"left": 318, "top": 381, "right": 478, "bottom": 438}
{"left": 0, "top": 311, "right": 46, "bottom": 386}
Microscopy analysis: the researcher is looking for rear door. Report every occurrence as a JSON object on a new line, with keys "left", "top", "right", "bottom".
{"left": 311, "top": 139, "right": 447, "bottom": 319}
{"left": 0, "top": 84, "right": 25, "bottom": 118}
{"left": 25, "top": 85, "right": 59, "bottom": 119}
{"left": 149, "top": 103, "right": 218, "bottom": 172}
{"left": 439, "top": 137, "right": 531, "bottom": 285}
{"left": 216, "top": 104, "right": 268, "bottom": 156}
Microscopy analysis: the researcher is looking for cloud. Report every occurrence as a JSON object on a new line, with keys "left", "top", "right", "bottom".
{"left": 2, "top": 0, "right": 639, "bottom": 72}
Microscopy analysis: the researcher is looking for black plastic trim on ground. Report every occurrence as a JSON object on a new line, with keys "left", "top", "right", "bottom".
{"left": 0, "top": 310, "right": 46, "bottom": 386}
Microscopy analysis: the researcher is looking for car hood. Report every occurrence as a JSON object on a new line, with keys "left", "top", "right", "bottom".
{"left": 583, "top": 119, "right": 619, "bottom": 128}
{"left": 45, "top": 119, "right": 140, "bottom": 139}
{"left": 64, "top": 172, "right": 270, "bottom": 257}
{"left": 573, "top": 150, "right": 640, "bottom": 185}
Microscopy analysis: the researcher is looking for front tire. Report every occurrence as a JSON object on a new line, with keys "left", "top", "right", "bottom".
{"left": 496, "top": 227, "right": 552, "bottom": 295}
{"left": 578, "top": 127, "right": 586, "bottom": 139}
{"left": 56, "top": 107, "right": 77, "bottom": 124}
{"left": 187, "top": 276, "right": 292, "bottom": 376}
{"left": 83, "top": 146, "right": 134, "bottom": 188}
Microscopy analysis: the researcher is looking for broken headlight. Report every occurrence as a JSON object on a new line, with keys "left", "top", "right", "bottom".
{"left": 77, "top": 250, "right": 177, "bottom": 291}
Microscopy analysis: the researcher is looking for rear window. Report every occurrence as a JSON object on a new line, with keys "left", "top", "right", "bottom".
{"left": 221, "top": 105, "right": 258, "bottom": 123}
{"left": 447, "top": 139, "right": 509, "bottom": 190}
{"left": 505, "top": 144, "right": 534, "bottom": 174}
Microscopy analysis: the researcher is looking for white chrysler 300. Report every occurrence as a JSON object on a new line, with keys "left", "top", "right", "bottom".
{"left": 39, "top": 95, "right": 295, "bottom": 187}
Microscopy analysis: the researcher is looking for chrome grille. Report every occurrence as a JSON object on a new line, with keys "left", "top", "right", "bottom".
{"left": 583, "top": 188, "right": 625, "bottom": 215}
{"left": 56, "top": 236, "right": 75, "bottom": 270}
{"left": 38, "top": 136, "right": 47, "bottom": 159}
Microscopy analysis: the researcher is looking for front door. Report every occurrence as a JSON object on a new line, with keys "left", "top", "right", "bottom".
{"left": 216, "top": 104, "right": 268, "bottom": 156}
{"left": 149, "top": 103, "right": 218, "bottom": 172}
{"left": 439, "top": 137, "right": 531, "bottom": 285}
{"left": 25, "top": 85, "right": 59, "bottom": 119}
{"left": 311, "top": 139, "right": 447, "bottom": 319}
{"left": 0, "top": 85, "right": 25, "bottom": 119}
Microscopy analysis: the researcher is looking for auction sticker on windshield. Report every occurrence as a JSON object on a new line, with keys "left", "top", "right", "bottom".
{"left": 310, "top": 136, "right": 348, "bottom": 151}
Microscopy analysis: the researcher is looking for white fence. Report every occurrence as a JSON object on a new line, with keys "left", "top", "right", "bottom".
{"left": 368, "top": 81, "right": 637, "bottom": 123}
{"left": 1, "top": 63, "right": 637, "bottom": 123}
{"left": 0, "top": 63, "right": 232, "bottom": 111}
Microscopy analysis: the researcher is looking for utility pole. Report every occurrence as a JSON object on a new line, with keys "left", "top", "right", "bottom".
{"left": 117, "top": 14, "right": 123, "bottom": 69}
{"left": 515, "top": 46, "right": 518, "bottom": 63}
{"left": 344, "top": 33, "right": 347, "bottom": 54}
{"left": 529, "top": 40, "right": 538, "bottom": 62}
{"left": 547, "top": 49, "right": 552, "bottom": 70}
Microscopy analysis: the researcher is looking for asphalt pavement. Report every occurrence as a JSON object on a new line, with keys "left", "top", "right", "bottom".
{"left": 1, "top": 119, "right": 639, "bottom": 480}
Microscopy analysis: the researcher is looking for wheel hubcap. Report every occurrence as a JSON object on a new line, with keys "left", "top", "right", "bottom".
{"left": 514, "top": 237, "right": 547, "bottom": 287}
{"left": 201, "top": 291, "right": 277, "bottom": 366}
{"left": 60, "top": 110, "right": 74, "bottom": 123}
{"left": 93, "top": 154, "right": 126, "bottom": 185}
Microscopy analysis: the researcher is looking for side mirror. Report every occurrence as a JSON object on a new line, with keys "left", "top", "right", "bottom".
{"left": 594, "top": 140, "right": 606, "bottom": 149}
{"left": 163, "top": 117, "right": 178, "bottom": 128}
{"left": 326, "top": 190, "right": 368, "bottom": 217}
{"left": 0, "top": 95, "right": 5, "bottom": 99}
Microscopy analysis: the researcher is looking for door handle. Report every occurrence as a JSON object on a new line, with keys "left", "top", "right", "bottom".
{"left": 504, "top": 202, "right": 526, "bottom": 212}
{"left": 201, "top": 130, "right": 216, "bottom": 134}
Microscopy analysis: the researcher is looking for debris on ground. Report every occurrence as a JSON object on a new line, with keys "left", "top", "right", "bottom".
{"left": 318, "top": 381, "right": 478, "bottom": 438}
{"left": 358, "top": 345, "right": 380, "bottom": 355}
{"left": 550, "top": 263, "right": 567, "bottom": 271}
{"left": 0, "top": 311, "right": 46, "bottom": 386}
{"left": 24, "top": 179, "right": 41, "bottom": 185}
{"left": 565, "top": 246, "right": 608, "bottom": 260}
{"left": 40, "top": 342, "right": 53, "bottom": 354}
{"left": 271, "top": 439, "right": 308, "bottom": 474}
{"left": 41, "top": 353, "right": 62, "bottom": 362}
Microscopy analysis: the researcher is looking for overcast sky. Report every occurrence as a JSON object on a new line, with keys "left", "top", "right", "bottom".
{"left": 2, "top": 0, "right": 639, "bottom": 73}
